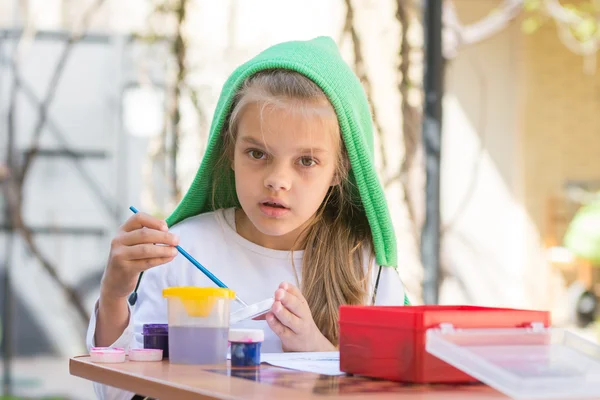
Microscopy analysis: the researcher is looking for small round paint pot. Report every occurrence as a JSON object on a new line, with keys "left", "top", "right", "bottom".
{"left": 129, "top": 348, "right": 163, "bottom": 362}
{"left": 229, "top": 329, "right": 264, "bottom": 367}
{"left": 90, "top": 347, "right": 126, "bottom": 363}
{"left": 143, "top": 323, "right": 169, "bottom": 359}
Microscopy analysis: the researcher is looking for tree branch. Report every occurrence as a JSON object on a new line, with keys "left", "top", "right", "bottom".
{"left": 4, "top": 180, "right": 89, "bottom": 323}
{"left": 443, "top": 0, "right": 525, "bottom": 58}
{"left": 166, "top": 0, "right": 187, "bottom": 204}
{"left": 544, "top": 0, "right": 586, "bottom": 24}
{"left": 185, "top": 83, "right": 209, "bottom": 153}
{"left": 395, "top": 0, "right": 421, "bottom": 241}
{"left": 6, "top": 0, "right": 107, "bottom": 327}
{"left": 0, "top": 56, "right": 121, "bottom": 219}
{"left": 343, "top": 0, "right": 389, "bottom": 177}
{"left": 19, "top": 0, "right": 107, "bottom": 184}
{"left": 337, "top": 2, "right": 352, "bottom": 45}
{"left": 443, "top": 0, "right": 600, "bottom": 59}
{"left": 543, "top": 0, "right": 600, "bottom": 56}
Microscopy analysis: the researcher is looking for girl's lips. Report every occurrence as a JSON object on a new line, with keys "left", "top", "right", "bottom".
{"left": 259, "top": 203, "right": 290, "bottom": 217}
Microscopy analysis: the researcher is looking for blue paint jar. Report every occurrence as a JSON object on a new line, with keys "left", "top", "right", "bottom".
{"left": 143, "top": 323, "right": 169, "bottom": 359}
{"left": 229, "top": 329, "right": 264, "bottom": 367}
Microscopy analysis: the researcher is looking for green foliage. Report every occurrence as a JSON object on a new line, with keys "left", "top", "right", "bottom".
{"left": 522, "top": 15, "right": 543, "bottom": 33}
{"left": 521, "top": 0, "right": 600, "bottom": 42}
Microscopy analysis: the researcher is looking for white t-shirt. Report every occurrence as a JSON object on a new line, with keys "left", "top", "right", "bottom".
{"left": 86, "top": 208, "right": 405, "bottom": 400}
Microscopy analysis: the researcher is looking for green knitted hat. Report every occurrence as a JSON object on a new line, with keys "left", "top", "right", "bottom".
{"left": 166, "top": 36, "right": 397, "bottom": 268}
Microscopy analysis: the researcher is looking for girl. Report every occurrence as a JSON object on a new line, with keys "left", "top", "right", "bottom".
{"left": 87, "top": 36, "right": 408, "bottom": 400}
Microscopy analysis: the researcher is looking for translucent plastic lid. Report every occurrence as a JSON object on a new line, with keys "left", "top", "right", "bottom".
{"left": 426, "top": 322, "right": 600, "bottom": 399}
{"left": 230, "top": 298, "right": 274, "bottom": 324}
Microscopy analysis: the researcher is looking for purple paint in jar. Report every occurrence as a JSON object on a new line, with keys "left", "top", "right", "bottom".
{"left": 143, "top": 323, "right": 169, "bottom": 359}
{"left": 169, "top": 326, "right": 229, "bottom": 364}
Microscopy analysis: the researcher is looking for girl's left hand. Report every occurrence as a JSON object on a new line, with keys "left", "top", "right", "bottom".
{"left": 266, "top": 282, "right": 336, "bottom": 352}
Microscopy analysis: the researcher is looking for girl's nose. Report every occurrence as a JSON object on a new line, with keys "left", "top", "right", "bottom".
{"left": 264, "top": 164, "right": 292, "bottom": 191}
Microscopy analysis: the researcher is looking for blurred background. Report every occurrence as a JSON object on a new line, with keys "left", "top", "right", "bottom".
{"left": 1, "top": 0, "right": 600, "bottom": 398}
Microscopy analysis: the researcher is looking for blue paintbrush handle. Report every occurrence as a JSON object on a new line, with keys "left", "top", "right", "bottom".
{"left": 174, "top": 244, "right": 229, "bottom": 289}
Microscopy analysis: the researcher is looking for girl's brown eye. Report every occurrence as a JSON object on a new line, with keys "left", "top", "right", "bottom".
{"left": 248, "top": 150, "right": 265, "bottom": 160}
{"left": 300, "top": 157, "right": 316, "bottom": 167}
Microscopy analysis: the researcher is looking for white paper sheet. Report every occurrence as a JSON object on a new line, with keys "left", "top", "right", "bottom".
{"left": 259, "top": 351, "right": 344, "bottom": 376}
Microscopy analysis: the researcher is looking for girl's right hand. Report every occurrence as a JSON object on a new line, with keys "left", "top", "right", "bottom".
{"left": 100, "top": 212, "right": 180, "bottom": 300}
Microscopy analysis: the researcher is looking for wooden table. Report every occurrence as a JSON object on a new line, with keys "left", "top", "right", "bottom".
{"left": 69, "top": 355, "right": 518, "bottom": 399}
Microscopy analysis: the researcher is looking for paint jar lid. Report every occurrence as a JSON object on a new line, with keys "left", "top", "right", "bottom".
{"left": 129, "top": 348, "right": 163, "bottom": 361}
{"left": 163, "top": 287, "right": 235, "bottom": 300}
{"left": 229, "top": 328, "right": 264, "bottom": 343}
{"left": 143, "top": 323, "right": 168, "bottom": 335}
{"left": 90, "top": 347, "right": 126, "bottom": 363}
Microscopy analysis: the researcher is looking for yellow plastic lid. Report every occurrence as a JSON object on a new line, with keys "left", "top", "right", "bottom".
{"left": 162, "top": 287, "right": 235, "bottom": 300}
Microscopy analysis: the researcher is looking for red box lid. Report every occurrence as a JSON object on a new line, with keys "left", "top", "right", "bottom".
{"left": 339, "top": 305, "right": 550, "bottom": 331}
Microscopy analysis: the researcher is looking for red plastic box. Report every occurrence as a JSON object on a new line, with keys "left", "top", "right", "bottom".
{"left": 338, "top": 305, "right": 550, "bottom": 383}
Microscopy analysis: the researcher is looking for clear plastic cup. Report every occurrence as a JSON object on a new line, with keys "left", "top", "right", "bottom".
{"left": 162, "top": 287, "right": 235, "bottom": 365}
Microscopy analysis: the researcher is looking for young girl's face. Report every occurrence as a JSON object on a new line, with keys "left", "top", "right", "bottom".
{"left": 232, "top": 101, "right": 339, "bottom": 249}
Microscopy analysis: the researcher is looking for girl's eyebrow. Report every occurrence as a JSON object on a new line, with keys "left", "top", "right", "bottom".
{"left": 239, "top": 136, "right": 266, "bottom": 147}
{"left": 240, "top": 135, "right": 329, "bottom": 154}
{"left": 298, "top": 148, "right": 328, "bottom": 154}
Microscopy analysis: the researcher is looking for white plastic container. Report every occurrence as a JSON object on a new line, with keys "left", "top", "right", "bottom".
{"left": 426, "top": 322, "right": 600, "bottom": 399}
{"left": 163, "top": 287, "right": 235, "bottom": 365}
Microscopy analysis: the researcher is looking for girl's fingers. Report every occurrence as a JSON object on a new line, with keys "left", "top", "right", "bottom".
{"left": 275, "top": 288, "right": 306, "bottom": 319}
{"left": 266, "top": 311, "right": 293, "bottom": 338}
{"left": 279, "top": 282, "right": 304, "bottom": 299}
{"left": 272, "top": 300, "right": 302, "bottom": 333}
{"left": 125, "top": 244, "right": 178, "bottom": 260}
{"left": 122, "top": 212, "right": 168, "bottom": 233}
{"left": 120, "top": 228, "right": 179, "bottom": 247}
{"left": 127, "top": 256, "right": 177, "bottom": 272}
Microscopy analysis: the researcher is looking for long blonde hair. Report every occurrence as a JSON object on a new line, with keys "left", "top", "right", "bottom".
{"left": 214, "top": 69, "right": 374, "bottom": 345}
